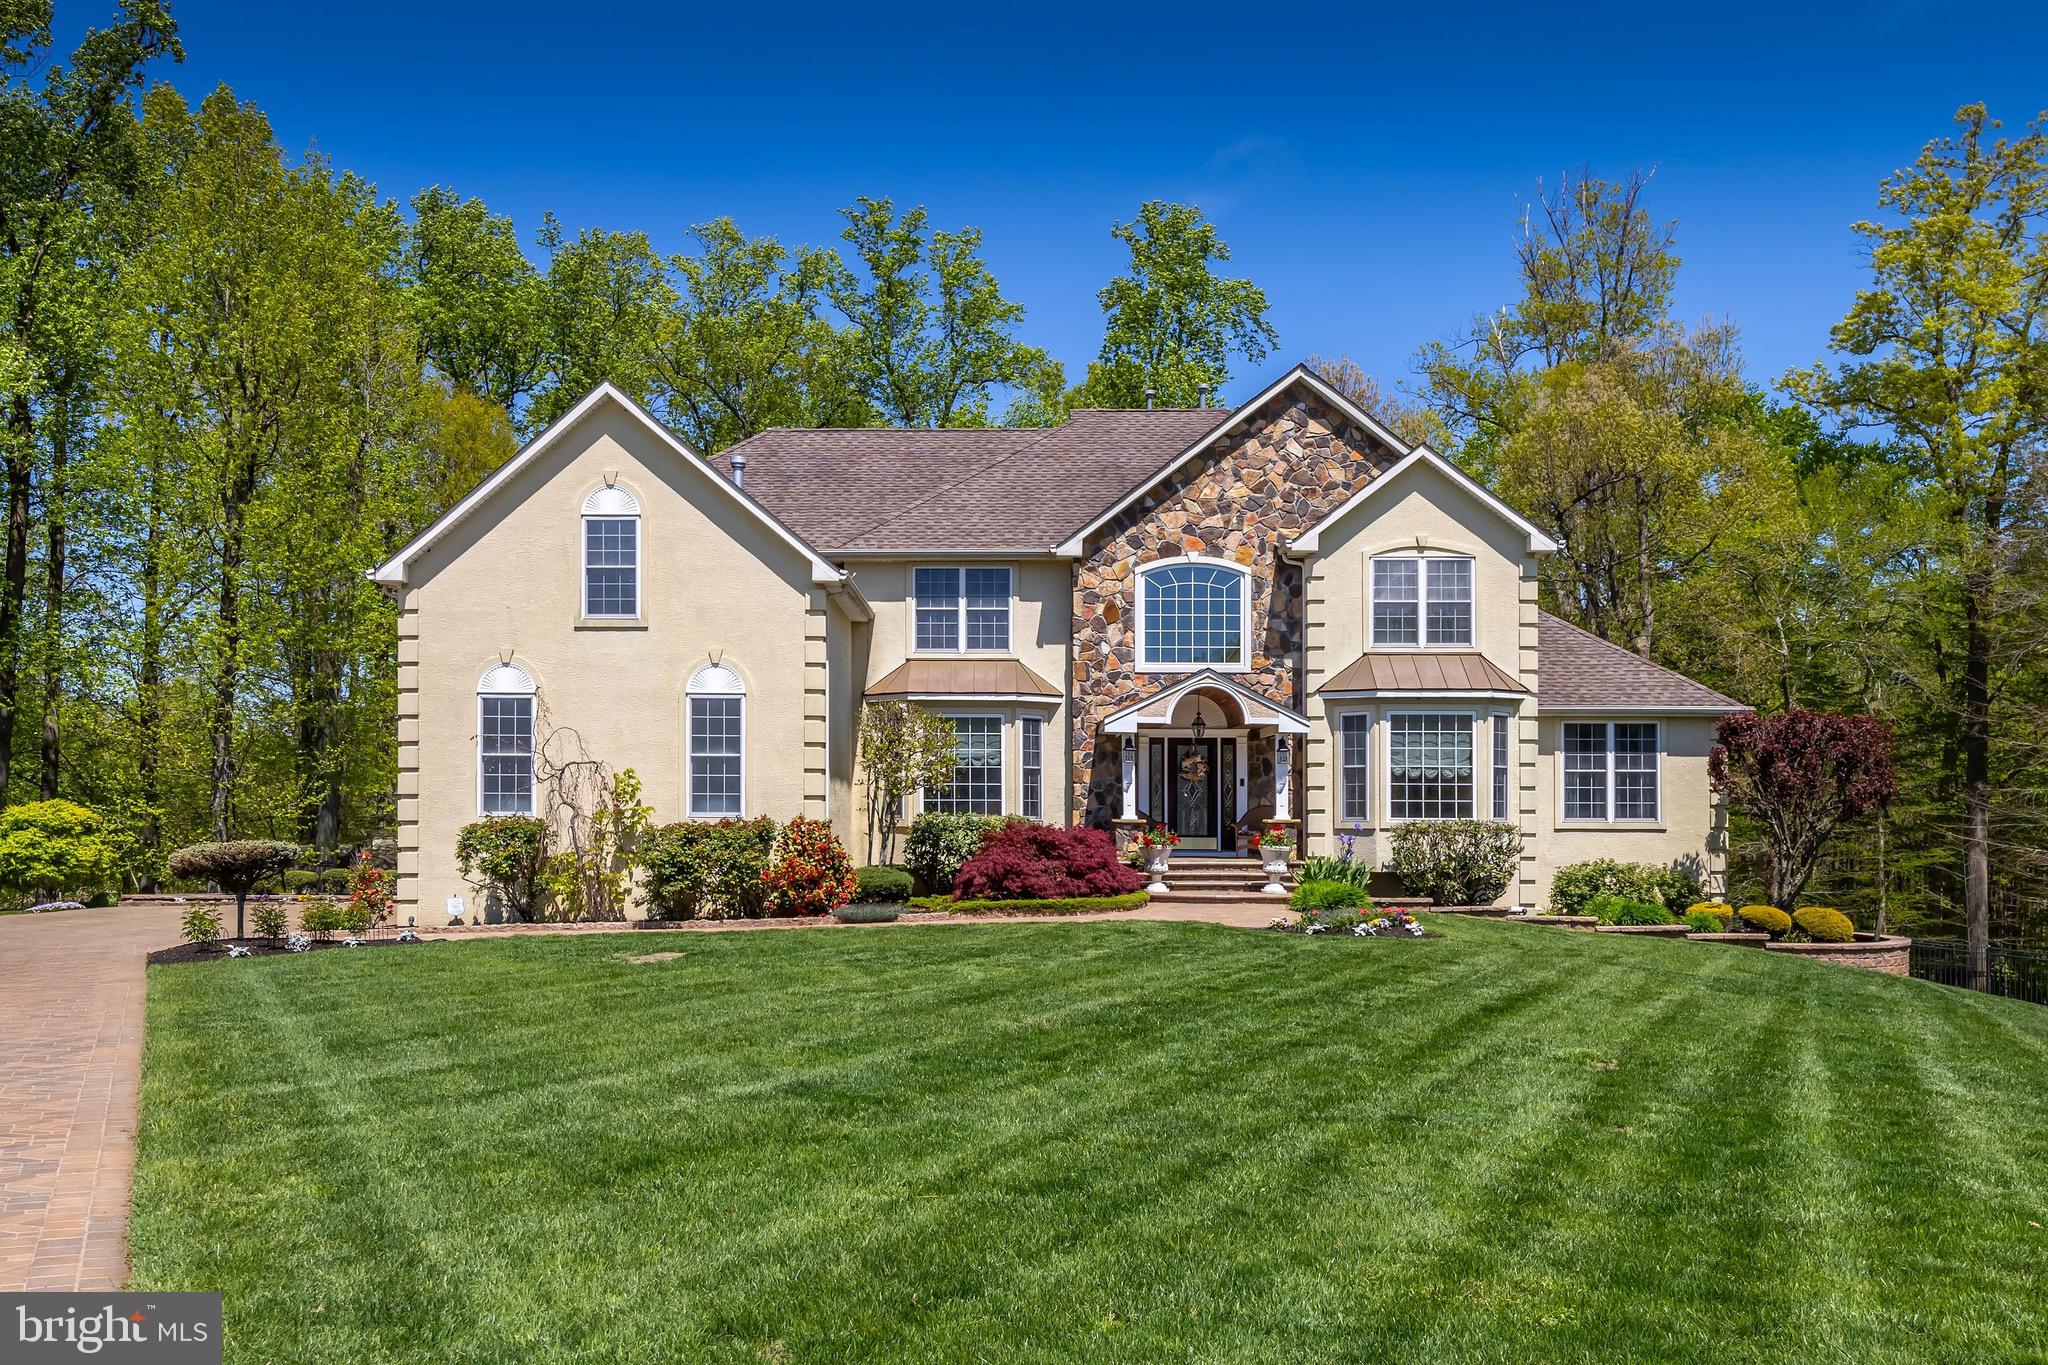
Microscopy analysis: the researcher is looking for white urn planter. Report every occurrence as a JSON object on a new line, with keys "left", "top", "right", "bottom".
{"left": 1143, "top": 845, "right": 1172, "bottom": 894}
{"left": 1260, "top": 848, "right": 1291, "bottom": 895}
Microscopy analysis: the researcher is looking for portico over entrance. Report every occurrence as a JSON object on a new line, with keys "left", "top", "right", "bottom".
{"left": 1099, "top": 671, "right": 1309, "bottom": 851}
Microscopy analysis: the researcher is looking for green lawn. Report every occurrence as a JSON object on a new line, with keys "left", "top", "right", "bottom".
{"left": 134, "top": 918, "right": 2048, "bottom": 1363}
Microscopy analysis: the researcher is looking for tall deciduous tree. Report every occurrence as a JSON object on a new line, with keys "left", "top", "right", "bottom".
{"left": 1301, "top": 352, "right": 1446, "bottom": 448}
{"left": 1070, "top": 201, "right": 1275, "bottom": 409}
{"left": 0, "top": 0, "right": 178, "bottom": 805}
{"left": 830, "top": 197, "right": 1048, "bottom": 428}
{"left": 403, "top": 186, "right": 546, "bottom": 413}
{"left": 1786, "top": 104, "right": 2048, "bottom": 985}
{"left": 528, "top": 213, "right": 673, "bottom": 428}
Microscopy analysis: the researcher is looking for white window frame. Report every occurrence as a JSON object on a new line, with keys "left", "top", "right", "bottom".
{"left": 1382, "top": 709, "right": 1478, "bottom": 824}
{"left": 1338, "top": 711, "right": 1373, "bottom": 825}
{"left": 1020, "top": 715, "right": 1043, "bottom": 820}
{"left": 1491, "top": 712, "right": 1511, "bottom": 821}
{"left": 924, "top": 713, "right": 1006, "bottom": 815}
{"left": 911, "top": 566, "right": 1012, "bottom": 655}
{"left": 476, "top": 663, "right": 537, "bottom": 817}
{"left": 1371, "top": 554, "right": 1475, "bottom": 649}
{"left": 1559, "top": 720, "right": 1662, "bottom": 824}
{"left": 1135, "top": 555, "right": 1253, "bottom": 674}
{"left": 686, "top": 663, "right": 747, "bottom": 818}
{"left": 581, "top": 485, "right": 642, "bottom": 620}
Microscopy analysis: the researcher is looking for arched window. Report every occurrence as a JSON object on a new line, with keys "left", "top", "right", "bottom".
{"left": 582, "top": 485, "right": 640, "bottom": 619}
{"left": 1138, "top": 559, "right": 1248, "bottom": 670}
{"left": 477, "top": 663, "right": 536, "bottom": 815}
{"left": 686, "top": 662, "right": 745, "bottom": 816}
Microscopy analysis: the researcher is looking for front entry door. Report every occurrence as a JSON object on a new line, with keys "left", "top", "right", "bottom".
{"left": 1168, "top": 738, "right": 1221, "bottom": 850}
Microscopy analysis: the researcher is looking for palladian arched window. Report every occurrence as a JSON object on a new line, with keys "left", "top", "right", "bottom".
{"left": 477, "top": 663, "right": 536, "bottom": 815}
{"left": 1138, "top": 558, "right": 1248, "bottom": 670}
{"left": 686, "top": 662, "right": 745, "bottom": 816}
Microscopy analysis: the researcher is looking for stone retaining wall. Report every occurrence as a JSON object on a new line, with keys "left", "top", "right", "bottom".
{"left": 1764, "top": 933, "right": 1912, "bottom": 975}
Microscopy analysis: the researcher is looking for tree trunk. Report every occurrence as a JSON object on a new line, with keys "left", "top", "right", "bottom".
{"left": 1961, "top": 575, "right": 1992, "bottom": 992}
{"left": 0, "top": 391, "right": 33, "bottom": 808}
{"left": 39, "top": 389, "right": 66, "bottom": 800}
{"left": 209, "top": 446, "right": 253, "bottom": 842}
{"left": 135, "top": 447, "right": 165, "bottom": 890}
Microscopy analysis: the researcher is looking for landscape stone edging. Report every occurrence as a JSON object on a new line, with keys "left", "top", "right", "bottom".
{"left": 1687, "top": 931, "right": 1770, "bottom": 948}
{"left": 1595, "top": 924, "right": 1692, "bottom": 937}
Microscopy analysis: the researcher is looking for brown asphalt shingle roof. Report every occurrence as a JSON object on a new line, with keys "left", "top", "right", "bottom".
{"left": 711, "top": 409, "right": 1226, "bottom": 552}
{"left": 1537, "top": 612, "right": 1744, "bottom": 711}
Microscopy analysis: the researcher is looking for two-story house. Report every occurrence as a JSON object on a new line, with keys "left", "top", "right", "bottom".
{"left": 371, "top": 365, "right": 1741, "bottom": 920}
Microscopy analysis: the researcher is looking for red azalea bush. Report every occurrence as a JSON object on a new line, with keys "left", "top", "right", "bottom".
{"left": 952, "top": 822, "right": 1145, "bottom": 902}
{"left": 762, "top": 816, "right": 858, "bottom": 917}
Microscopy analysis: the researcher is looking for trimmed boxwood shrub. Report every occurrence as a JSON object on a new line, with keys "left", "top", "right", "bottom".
{"left": 1387, "top": 819, "right": 1519, "bottom": 905}
{"left": 952, "top": 823, "right": 1142, "bottom": 902}
{"left": 1793, "top": 906, "right": 1855, "bottom": 942}
{"left": 281, "top": 869, "right": 320, "bottom": 892}
{"left": 903, "top": 812, "right": 1007, "bottom": 892}
{"left": 1587, "top": 894, "right": 1676, "bottom": 926}
{"left": 640, "top": 817, "right": 777, "bottom": 920}
{"left": 833, "top": 902, "right": 901, "bottom": 924}
{"left": 1549, "top": 859, "right": 1702, "bottom": 916}
{"left": 943, "top": 891, "right": 1149, "bottom": 916}
{"left": 853, "top": 865, "right": 913, "bottom": 903}
{"left": 1290, "top": 879, "right": 1373, "bottom": 914}
{"left": 1683, "top": 907, "right": 1726, "bottom": 933}
{"left": 1737, "top": 904, "right": 1794, "bottom": 937}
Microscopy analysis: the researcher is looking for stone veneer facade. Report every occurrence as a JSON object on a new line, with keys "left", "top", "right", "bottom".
{"left": 1070, "top": 391, "right": 1402, "bottom": 823}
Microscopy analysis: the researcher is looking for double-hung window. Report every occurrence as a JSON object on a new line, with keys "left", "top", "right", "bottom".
{"left": 926, "top": 716, "right": 1003, "bottom": 815}
{"left": 1020, "top": 716, "right": 1043, "bottom": 819}
{"left": 477, "top": 663, "right": 537, "bottom": 815}
{"left": 914, "top": 567, "right": 1010, "bottom": 652}
{"left": 1386, "top": 713, "right": 1475, "bottom": 821}
{"left": 1340, "top": 713, "right": 1372, "bottom": 823}
{"left": 1562, "top": 721, "right": 1660, "bottom": 822}
{"left": 582, "top": 486, "right": 641, "bottom": 619}
{"left": 687, "top": 663, "right": 746, "bottom": 816}
{"left": 1372, "top": 556, "right": 1474, "bottom": 647}
{"left": 1491, "top": 713, "right": 1512, "bottom": 820}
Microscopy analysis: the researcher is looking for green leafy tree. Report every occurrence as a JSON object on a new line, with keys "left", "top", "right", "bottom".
{"left": 858, "top": 701, "right": 956, "bottom": 864}
{"left": 403, "top": 185, "right": 547, "bottom": 411}
{"left": 0, "top": 1, "right": 179, "bottom": 806}
{"left": 1069, "top": 202, "right": 1275, "bottom": 409}
{"left": 652, "top": 217, "right": 871, "bottom": 450}
{"left": 1785, "top": 104, "right": 2048, "bottom": 984}
{"left": 529, "top": 214, "right": 673, "bottom": 427}
{"left": 830, "top": 196, "right": 1049, "bottom": 427}
{"left": 0, "top": 798, "right": 118, "bottom": 897}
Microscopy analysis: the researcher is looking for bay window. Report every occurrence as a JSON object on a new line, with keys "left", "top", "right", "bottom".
{"left": 926, "top": 715, "right": 1003, "bottom": 814}
{"left": 1340, "top": 712, "right": 1372, "bottom": 823}
{"left": 1387, "top": 713, "right": 1475, "bottom": 821}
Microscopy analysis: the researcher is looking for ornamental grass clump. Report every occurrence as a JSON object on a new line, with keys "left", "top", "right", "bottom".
{"left": 1290, "top": 879, "right": 1372, "bottom": 914}
{"left": 1793, "top": 906, "right": 1856, "bottom": 943}
{"left": 763, "top": 817, "right": 857, "bottom": 917}
{"left": 1683, "top": 907, "right": 1727, "bottom": 934}
{"left": 951, "top": 823, "right": 1142, "bottom": 903}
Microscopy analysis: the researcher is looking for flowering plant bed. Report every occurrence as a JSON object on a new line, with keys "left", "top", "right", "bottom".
{"left": 1276, "top": 908, "right": 1433, "bottom": 938}
{"left": 148, "top": 935, "right": 434, "bottom": 966}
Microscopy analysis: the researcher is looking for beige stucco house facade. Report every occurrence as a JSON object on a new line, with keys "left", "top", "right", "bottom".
{"left": 372, "top": 366, "right": 1741, "bottom": 921}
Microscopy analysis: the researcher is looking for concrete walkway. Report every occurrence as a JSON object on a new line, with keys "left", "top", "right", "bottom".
{"left": 0, "top": 896, "right": 1286, "bottom": 1291}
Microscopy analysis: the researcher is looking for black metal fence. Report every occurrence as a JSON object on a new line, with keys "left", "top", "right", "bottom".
{"left": 1909, "top": 939, "right": 2048, "bottom": 1006}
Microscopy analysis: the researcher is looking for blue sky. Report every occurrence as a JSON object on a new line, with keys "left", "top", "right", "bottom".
{"left": 71, "top": 0, "right": 2048, "bottom": 405}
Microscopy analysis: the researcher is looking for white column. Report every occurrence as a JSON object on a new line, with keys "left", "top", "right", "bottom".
{"left": 1120, "top": 737, "right": 1138, "bottom": 820}
{"left": 1275, "top": 735, "right": 1292, "bottom": 819}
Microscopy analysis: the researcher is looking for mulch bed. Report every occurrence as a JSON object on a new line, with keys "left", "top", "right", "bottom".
{"left": 148, "top": 937, "right": 437, "bottom": 965}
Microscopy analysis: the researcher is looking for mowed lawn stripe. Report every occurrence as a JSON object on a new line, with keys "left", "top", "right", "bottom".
{"left": 133, "top": 918, "right": 2048, "bottom": 1363}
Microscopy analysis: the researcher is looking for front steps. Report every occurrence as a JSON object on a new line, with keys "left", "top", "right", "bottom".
{"left": 1145, "top": 856, "right": 1288, "bottom": 904}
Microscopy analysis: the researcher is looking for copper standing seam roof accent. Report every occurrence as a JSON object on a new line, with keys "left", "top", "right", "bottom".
{"left": 1319, "top": 651, "right": 1529, "bottom": 695}
{"left": 863, "top": 657, "right": 1062, "bottom": 699}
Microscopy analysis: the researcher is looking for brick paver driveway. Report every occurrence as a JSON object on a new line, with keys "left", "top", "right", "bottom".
{"left": 0, "top": 902, "right": 192, "bottom": 1291}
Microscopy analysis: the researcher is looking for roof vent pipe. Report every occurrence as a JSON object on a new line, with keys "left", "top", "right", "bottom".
{"left": 1144, "top": 385, "right": 1157, "bottom": 410}
{"left": 729, "top": 447, "right": 747, "bottom": 489}
{"left": 1197, "top": 382, "right": 1211, "bottom": 406}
